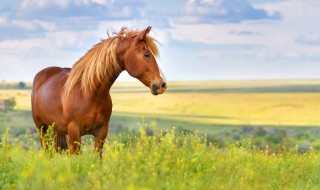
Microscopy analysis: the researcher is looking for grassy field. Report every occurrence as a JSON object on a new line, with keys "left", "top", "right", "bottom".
{"left": 112, "top": 90, "right": 320, "bottom": 128}
{"left": 3, "top": 80, "right": 320, "bottom": 128}
{"left": 1, "top": 80, "right": 320, "bottom": 189}
{"left": 111, "top": 80, "right": 320, "bottom": 132}
{"left": 2, "top": 128, "right": 320, "bottom": 190}
{"left": 1, "top": 79, "right": 320, "bottom": 137}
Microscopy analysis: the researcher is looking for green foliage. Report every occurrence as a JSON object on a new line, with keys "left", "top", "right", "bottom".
{"left": 1, "top": 129, "right": 320, "bottom": 189}
{"left": 1, "top": 97, "right": 16, "bottom": 112}
{"left": 6, "top": 97, "right": 16, "bottom": 111}
{"left": 39, "top": 124, "right": 59, "bottom": 156}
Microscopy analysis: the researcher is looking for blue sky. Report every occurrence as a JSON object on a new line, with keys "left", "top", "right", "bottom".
{"left": 0, "top": 0, "right": 320, "bottom": 81}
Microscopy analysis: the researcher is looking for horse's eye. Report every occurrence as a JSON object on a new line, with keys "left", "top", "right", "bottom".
{"left": 144, "top": 52, "right": 150, "bottom": 58}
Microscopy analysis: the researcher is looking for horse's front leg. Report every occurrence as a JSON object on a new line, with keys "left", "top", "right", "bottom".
{"left": 94, "top": 125, "right": 109, "bottom": 158}
{"left": 68, "top": 122, "right": 81, "bottom": 155}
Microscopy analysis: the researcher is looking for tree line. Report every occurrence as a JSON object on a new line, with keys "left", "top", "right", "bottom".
{"left": 0, "top": 81, "right": 28, "bottom": 89}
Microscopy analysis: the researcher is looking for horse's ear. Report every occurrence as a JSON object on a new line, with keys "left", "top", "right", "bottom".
{"left": 137, "top": 26, "right": 152, "bottom": 41}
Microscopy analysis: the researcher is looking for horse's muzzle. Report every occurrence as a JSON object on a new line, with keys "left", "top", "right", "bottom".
{"left": 151, "top": 82, "right": 167, "bottom": 95}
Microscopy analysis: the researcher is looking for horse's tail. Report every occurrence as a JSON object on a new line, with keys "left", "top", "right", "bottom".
{"left": 55, "top": 133, "right": 68, "bottom": 152}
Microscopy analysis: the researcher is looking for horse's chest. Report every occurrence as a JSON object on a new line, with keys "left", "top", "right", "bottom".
{"left": 78, "top": 106, "right": 111, "bottom": 135}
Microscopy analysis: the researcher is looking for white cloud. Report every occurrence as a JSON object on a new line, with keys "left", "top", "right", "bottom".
{"left": 0, "top": 38, "right": 47, "bottom": 50}
{"left": 1, "top": 0, "right": 320, "bottom": 81}
{"left": 11, "top": 20, "right": 55, "bottom": 31}
{"left": 177, "top": 0, "right": 280, "bottom": 24}
{"left": 45, "top": 31, "right": 84, "bottom": 49}
{"left": 15, "top": 0, "right": 143, "bottom": 20}
{"left": 19, "top": 0, "right": 69, "bottom": 10}
{"left": 170, "top": 0, "right": 320, "bottom": 64}
{"left": 0, "top": 0, "right": 149, "bottom": 49}
{"left": 0, "top": 16, "right": 7, "bottom": 25}
{"left": 151, "top": 29, "right": 172, "bottom": 45}
{"left": 295, "top": 33, "right": 320, "bottom": 46}
{"left": 0, "top": 29, "right": 95, "bottom": 51}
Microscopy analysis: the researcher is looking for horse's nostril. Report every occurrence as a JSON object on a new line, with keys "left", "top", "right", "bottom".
{"left": 152, "top": 84, "right": 158, "bottom": 95}
{"left": 162, "top": 82, "right": 167, "bottom": 88}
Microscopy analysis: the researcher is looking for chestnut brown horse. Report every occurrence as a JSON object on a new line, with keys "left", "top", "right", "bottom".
{"left": 31, "top": 26, "right": 167, "bottom": 155}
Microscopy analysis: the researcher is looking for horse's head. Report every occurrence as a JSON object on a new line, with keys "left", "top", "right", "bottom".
{"left": 119, "top": 27, "right": 167, "bottom": 95}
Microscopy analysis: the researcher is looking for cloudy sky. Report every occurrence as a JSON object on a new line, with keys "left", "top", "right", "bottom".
{"left": 0, "top": 0, "right": 319, "bottom": 82}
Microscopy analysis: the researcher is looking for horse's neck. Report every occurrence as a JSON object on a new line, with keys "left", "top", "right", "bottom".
{"left": 96, "top": 70, "right": 122, "bottom": 95}
{"left": 94, "top": 39, "right": 127, "bottom": 95}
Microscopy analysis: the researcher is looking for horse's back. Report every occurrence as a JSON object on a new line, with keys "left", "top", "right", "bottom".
{"left": 32, "top": 67, "right": 70, "bottom": 90}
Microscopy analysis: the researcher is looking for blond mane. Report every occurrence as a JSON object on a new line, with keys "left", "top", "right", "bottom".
{"left": 64, "top": 27, "right": 159, "bottom": 98}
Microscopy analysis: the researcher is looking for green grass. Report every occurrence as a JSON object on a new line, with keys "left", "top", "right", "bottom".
{"left": 0, "top": 111, "right": 33, "bottom": 134}
{"left": 1, "top": 128, "right": 320, "bottom": 190}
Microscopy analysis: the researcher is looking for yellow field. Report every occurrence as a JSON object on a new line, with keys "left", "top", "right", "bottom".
{"left": 112, "top": 92, "right": 320, "bottom": 127}
{"left": 0, "top": 89, "right": 31, "bottom": 110}
{"left": 111, "top": 80, "right": 320, "bottom": 128}
{"left": 1, "top": 80, "right": 320, "bottom": 129}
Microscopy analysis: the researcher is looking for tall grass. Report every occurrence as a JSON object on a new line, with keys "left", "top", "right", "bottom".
{"left": 1, "top": 127, "right": 320, "bottom": 190}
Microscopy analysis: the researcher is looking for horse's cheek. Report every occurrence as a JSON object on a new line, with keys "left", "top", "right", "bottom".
{"left": 127, "top": 61, "right": 146, "bottom": 78}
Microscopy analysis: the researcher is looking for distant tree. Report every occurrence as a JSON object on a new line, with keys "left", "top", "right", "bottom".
{"left": 18, "top": 81, "right": 26, "bottom": 89}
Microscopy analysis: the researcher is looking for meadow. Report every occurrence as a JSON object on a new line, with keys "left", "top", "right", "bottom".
{"left": 1, "top": 80, "right": 320, "bottom": 148}
{"left": 1, "top": 80, "right": 320, "bottom": 189}
{"left": 2, "top": 128, "right": 320, "bottom": 190}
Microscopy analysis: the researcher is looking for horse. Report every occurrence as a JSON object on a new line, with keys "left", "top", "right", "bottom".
{"left": 31, "top": 26, "right": 167, "bottom": 155}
